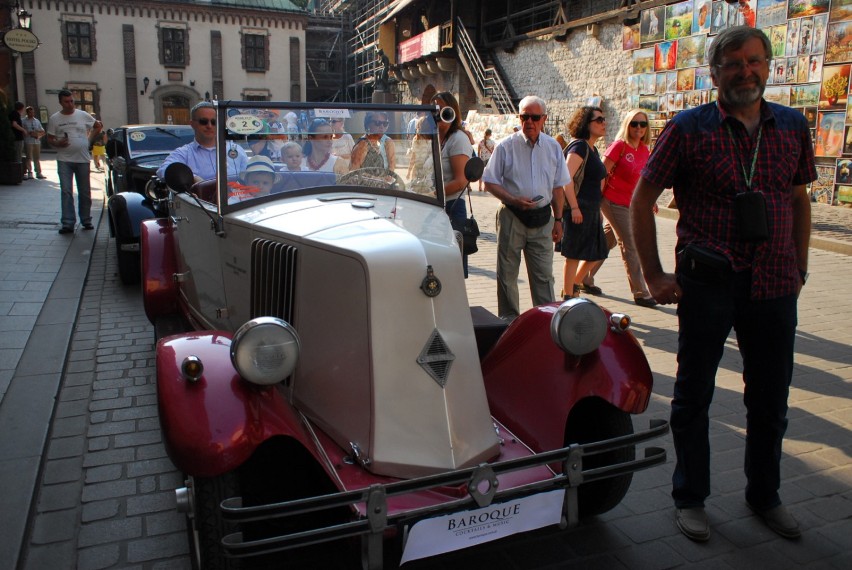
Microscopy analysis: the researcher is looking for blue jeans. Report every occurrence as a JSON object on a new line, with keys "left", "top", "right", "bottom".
{"left": 58, "top": 161, "right": 92, "bottom": 229}
{"left": 446, "top": 197, "right": 469, "bottom": 278}
{"left": 672, "top": 270, "right": 797, "bottom": 511}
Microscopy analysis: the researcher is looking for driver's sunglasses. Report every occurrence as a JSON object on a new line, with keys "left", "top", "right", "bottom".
{"left": 519, "top": 114, "right": 542, "bottom": 122}
{"left": 373, "top": 120, "right": 390, "bottom": 127}
{"left": 196, "top": 118, "right": 216, "bottom": 126}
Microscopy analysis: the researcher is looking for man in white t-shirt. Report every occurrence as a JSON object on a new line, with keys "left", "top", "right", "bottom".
{"left": 46, "top": 89, "right": 103, "bottom": 234}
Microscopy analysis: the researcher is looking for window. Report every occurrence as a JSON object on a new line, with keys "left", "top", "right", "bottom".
{"left": 62, "top": 17, "right": 95, "bottom": 62}
{"left": 67, "top": 85, "right": 97, "bottom": 115}
{"left": 160, "top": 25, "right": 188, "bottom": 67}
{"left": 242, "top": 31, "right": 269, "bottom": 72}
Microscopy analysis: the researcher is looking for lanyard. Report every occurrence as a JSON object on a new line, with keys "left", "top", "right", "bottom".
{"left": 725, "top": 122, "right": 762, "bottom": 191}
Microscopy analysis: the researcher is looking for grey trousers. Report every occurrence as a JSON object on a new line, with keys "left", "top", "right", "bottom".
{"left": 600, "top": 198, "right": 651, "bottom": 299}
{"left": 495, "top": 204, "right": 555, "bottom": 319}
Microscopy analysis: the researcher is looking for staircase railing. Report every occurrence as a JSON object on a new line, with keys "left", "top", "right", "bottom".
{"left": 455, "top": 18, "right": 517, "bottom": 115}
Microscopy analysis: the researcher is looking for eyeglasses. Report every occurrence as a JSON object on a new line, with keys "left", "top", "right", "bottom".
{"left": 629, "top": 121, "right": 648, "bottom": 128}
{"left": 519, "top": 114, "right": 543, "bottom": 122}
{"left": 373, "top": 120, "right": 389, "bottom": 127}
{"left": 195, "top": 118, "right": 216, "bottom": 126}
{"left": 714, "top": 57, "right": 769, "bottom": 73}
{"left": 591, "top": 116, "right": 606, "bottom": 124}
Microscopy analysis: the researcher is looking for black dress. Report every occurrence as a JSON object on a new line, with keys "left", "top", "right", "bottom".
{"left": 561, "top": 140, "right": 609, "bottom": 261}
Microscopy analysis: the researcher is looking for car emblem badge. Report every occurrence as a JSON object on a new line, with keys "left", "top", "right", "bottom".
{"left": 420, "top": 265, "right": 441, "bottom": 297}
{"left": 417, "top": 329, "right": 455, "bottom": 388}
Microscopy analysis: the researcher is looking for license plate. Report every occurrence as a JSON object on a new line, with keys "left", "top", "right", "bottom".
{"left": 400, "top": 489, "right": 565, "bottom": 564}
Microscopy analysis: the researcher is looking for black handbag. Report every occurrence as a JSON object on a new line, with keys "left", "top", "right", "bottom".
{"left": 450, "top": 187, "right": 480, "bottom": 255}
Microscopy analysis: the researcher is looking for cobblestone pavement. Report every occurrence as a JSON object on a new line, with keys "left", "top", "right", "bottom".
{"left": 9, "top": 185, "right": 852, "bottom": 569}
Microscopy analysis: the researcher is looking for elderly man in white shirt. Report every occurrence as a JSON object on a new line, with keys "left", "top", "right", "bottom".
{"left": 482, "top": 95, "right": 569, "bottom": 320}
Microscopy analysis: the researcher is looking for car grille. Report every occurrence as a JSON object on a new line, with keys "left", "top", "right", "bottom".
{"left": 251, "top": 239, "right": 298, "bottom": 323}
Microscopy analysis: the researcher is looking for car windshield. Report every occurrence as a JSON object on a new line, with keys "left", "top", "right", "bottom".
{"left": 214, "top": 102, "right": 444, "bottom": 208}
{"left": 126, "top": 126, "right": 195, "bottom": 159}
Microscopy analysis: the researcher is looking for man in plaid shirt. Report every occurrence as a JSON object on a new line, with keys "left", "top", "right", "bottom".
{"left": 631, "top": 27, "right": 815, "bottom": 543}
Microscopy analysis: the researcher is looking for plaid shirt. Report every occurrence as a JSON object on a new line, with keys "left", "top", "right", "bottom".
{"left": 642, "top": 101, "right": 816, "bottom": 300}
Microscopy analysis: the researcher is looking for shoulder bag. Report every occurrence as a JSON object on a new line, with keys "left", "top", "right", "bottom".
{"left": 565, "top": 140, "right": 590, "bottom": 196}
{"left": 450, "top": 186, "right": 480, "bottom": 255}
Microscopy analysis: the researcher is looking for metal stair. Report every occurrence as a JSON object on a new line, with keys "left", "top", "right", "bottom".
{"left": 455, "top": 18, "right": 517, "bottom": 115}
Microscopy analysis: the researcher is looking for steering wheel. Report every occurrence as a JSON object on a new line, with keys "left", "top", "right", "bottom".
{"left": 337, "top": 168, "right": 405, "bottom": 191}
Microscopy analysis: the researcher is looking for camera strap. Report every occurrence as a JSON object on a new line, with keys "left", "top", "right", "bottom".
{"left": 725, "top": 122, "right": 763, "bottom": 191}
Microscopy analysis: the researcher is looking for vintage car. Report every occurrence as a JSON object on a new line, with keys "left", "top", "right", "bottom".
{"left": 105, "top": 124, "right": 195, "bottom": 284}
{"left": 141, "top": 100, "right": 668, "bottom": 569}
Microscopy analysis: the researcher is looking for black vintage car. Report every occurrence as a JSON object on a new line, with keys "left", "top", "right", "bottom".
{"left": 105, "top": 124, "right": 194, "bottom": 196}
{"left": 105, "top": 124, "right": 194, "bottom": 284}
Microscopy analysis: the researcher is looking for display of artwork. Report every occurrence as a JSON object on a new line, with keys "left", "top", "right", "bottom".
{"left": 623, "top": 0, "right": 852, "bottom": 204}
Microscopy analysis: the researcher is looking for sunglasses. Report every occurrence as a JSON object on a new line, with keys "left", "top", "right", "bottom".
{"left": 519, "top": 114, "right": 543, "bottom": 122}
{"left": 591, "top": 116, "right": 606, "bottom": 124}
{"left": 195, "top": 118, "right": 216, "bottom": 126}
{"left": 629, "top": 121, "right": 648, "bottom": 128}
{"left": 373, "top": 120, "right": 389, "bottom": 127}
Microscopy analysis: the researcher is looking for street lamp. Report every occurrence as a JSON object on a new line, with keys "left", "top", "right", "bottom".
{"left": 16, "top": 8, "right": 31, "bottom": 30}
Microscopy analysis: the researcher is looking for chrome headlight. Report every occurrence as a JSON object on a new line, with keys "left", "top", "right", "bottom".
{"left": 550, "top": 298, "right": 608, "bottom": 355}
{"left": 230, "top": 317, "right": 301, "bottom": 386}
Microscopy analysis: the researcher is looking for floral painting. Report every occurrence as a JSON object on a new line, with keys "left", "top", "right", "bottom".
{"left": 819, "top": 63, "right": 851, "bottom": 109}
{"left": 825, "top": 21, "right": 852, "bottom": 63}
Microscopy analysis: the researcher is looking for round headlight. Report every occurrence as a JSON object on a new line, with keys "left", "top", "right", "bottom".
{"left": 230, "top": 317, "right": 301, "bottom": 386}
{"left": 550, "top": 298, "right": 608, "bottom": 355}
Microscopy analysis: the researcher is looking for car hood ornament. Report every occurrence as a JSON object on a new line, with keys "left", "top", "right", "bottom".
{"left": 420, "top": 265, "right": 441, "bottom": 297}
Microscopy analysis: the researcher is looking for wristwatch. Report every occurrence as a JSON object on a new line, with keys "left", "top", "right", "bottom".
{"left": 554, "top": 217, "right": 563, "bottom": 222}
{"left": 799, "top": 269, "right": 809, "bottom": 284}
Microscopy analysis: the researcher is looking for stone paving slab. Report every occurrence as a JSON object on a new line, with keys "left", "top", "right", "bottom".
{"left": 6, "top": 183, "right": 852, "bottom": 569}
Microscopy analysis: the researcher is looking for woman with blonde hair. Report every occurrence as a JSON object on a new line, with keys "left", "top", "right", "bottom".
{"left": 600, "top": 108, "right": 656, "bottom": 307}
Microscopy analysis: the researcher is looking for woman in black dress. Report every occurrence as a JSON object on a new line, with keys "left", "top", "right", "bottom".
{"left": 561, "top": 106, "right": 609, "bottom": 299}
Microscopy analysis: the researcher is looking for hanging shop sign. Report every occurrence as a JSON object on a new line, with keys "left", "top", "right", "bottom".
{"left": 1, "top": 28, "right": 40, "bottom": 53}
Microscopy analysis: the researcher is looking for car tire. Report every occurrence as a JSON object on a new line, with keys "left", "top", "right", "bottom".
{"left": 116, "top": 241, "right": 141, "bottom": 285}
{"left": 564, "top": 399, "right": 635, "bottom": 517}
{"left": 187, "top": 474, "right": 242, "bottom": 570}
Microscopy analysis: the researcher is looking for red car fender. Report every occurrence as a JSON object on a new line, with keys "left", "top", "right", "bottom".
{"left": 482, "top": 304, "right": 654, "bottom": 453}
{"left": 157, "top": 332, "right": 316, "bottom": 478}
{"left": 141, "top": 219, "right": 178, "bottom": 324}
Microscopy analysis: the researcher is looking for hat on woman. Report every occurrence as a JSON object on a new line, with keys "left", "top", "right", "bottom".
{"left": 239, "top": 155, "right": 282, "bottom": 185}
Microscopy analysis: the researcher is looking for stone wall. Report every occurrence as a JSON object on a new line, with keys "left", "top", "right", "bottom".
{"left": 493, "top": 21, "right": 633, "bottom": 141}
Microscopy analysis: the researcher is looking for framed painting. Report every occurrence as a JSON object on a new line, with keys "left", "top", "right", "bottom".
{"left": 815, "top": 111, "right": 845, "bottom": 157}
{"left": 819, "top": 64, "right": 851, "bottom": 109}
{"left": 812, "top": 13, "right": 829, "bottom": 54}
{"left": 825, "top": 21, "right": 852, "bottom": 63}
{"left": 623, "top": 23, "right": 641, "bottom": 51}
{"left": 787, "top": 0, "right": 829, "bottom": 20}
{"left": 694, "top": 0, "right": 712, "bottom": 34}
{"left": 829, "top": 0, "right": 852, "bottom": 23}
{"left": 655, "top": 40, "right": 678, "bottom": 71}
{"left": 677, "top": 67, "right": 695, "bottom": 91}
{"left": 676, "top": 34, "right": 707, "bottom": 69}
{"left": 641, "top": 6, "right": 666, "bottom": 43}
{"left": 666, "top": 1, "right": 694, "bottom": 40}
{"left": 633, "top": 47, "right": 656, "bottom": 73}
{"left": 769, "top": 24, "right": 788, "bottom": 57}
{"left": 757, "top": 0, "right": 788, "bottom": 29}
{"left": 711, "top": 1, "right": 728, "bottom": 34}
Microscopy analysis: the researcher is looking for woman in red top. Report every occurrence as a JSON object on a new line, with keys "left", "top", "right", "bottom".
{"left": 601, "top": 109, "right": 657, "bottom": 307}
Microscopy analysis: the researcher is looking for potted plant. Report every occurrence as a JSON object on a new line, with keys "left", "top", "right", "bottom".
{"left": 0, "top": 89, "right": 24, "bottom": 185}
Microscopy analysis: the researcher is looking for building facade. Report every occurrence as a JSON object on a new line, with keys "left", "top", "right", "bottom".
{"left": 12, "top": 0, "right": 308, "bottom": 128}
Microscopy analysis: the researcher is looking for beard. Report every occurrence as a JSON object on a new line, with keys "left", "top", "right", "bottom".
{"left": 721, "top": 78, "right": 766, "bottom": 108}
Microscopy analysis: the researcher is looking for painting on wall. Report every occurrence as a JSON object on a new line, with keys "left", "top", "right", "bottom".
{"left": 815, "top": 111, "right": 845, "bottom": 156}
{"left": 819, "top": 63, "right": 851, "bottom": 109}
{"left": 812, "top": 13, "right": 829, "bottom": 53}
{"left": 799, "top": 17, "right": 814, "bottom": 54}
{"left": 791, "top": 83, "right": 821, "bottom": 106}
{"left": 695, "top": 67, "right": 713, "bottom": 90}
{"left": 666, "top": 1, "right": 694, "bottom": 40}
{"left": 677, "top": 67, "right": 696, "bottom": 91}
{"left": 623, "top": 23, "right": 641, "bottom": 50}
{"left": 801, "top": 106, "right": 818, "bottom": 128}
{"left": 764, "top": 85, "right": 791, "bottom": 106}
{"left": 676, "top": 34, "right": 707, "bottom": 68}
{"left": 655, "top": 40, "right": 678, "bottom": 71}
{"left": 829, "top": 0, "right": 852, "bottom": 22}
{"left": 641, "top": 6, "right": 666, "bottom": 44}
{"left": 769, "top": 24, "right": 788, "bottom": 56}
{"left": 758, "top": 0, "right": 789, "bottom": 28}
{"left": 786, "top": 18, "right": 800, "bottom": 57}
{"left": 667, "top": 70, "right": 679, "bottom": 92}
{"left": 787, "top": 0, "right": 830, "bottom": 20}
{"left": 825, "top": 21, "right": 852, "bottom": 63}
{"left": 809, "top": 54, "right": 824, "bottom": 82}
{"left": 711, "top": 1, "right": 728, "bottom": 34}
{"left": 633, "top": 47, "right": 656, "bottom": 73}
{"left": 834, "top": 158, "right": 852, "bottom": 182}
{"left": 694, "top": 0, "right": 712, "bottom": 34}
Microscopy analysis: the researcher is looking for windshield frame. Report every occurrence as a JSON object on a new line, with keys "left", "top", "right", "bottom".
{"left": 212, "top": 100, "right": 444, "bottom": 214}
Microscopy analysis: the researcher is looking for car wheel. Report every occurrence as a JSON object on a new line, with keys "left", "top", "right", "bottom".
{"left": 564, "top": 399, "right": 635, "bottom": 517}
{"left": 116, "top": 241, "right": 141, "bottom": 285}
{"left": 186, "top": 474, "right": 242, "bottom": 570}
